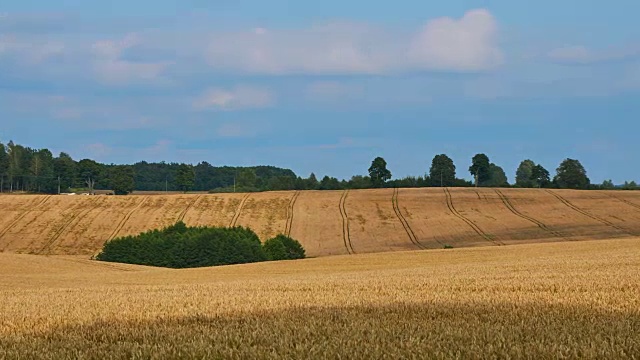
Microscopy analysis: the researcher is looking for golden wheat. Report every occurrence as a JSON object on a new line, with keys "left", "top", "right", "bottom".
{"left": 0, "top": 238, "right": 638, "bottom": 359}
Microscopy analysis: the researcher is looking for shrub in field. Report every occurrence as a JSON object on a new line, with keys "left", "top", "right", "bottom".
{"left": 263, "top": 235, "right": 306, "bottom": 261}
{"left": 96, "top": 222, "right": 305, "bottom": 268}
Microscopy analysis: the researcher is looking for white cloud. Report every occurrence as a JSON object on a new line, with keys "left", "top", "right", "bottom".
{"left": 205, "top": 9, "right": 502, "bottom": 74}
{"left": 91, "top": 33, "right": 170, "bottom": 85}
{"left": 193, "top": 85, "right": 274, "bottom": 111}
{"left": 409, "top": 9, "right": 503, "bottom": 71}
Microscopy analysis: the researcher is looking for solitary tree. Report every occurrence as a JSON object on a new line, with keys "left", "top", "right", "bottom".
{"left": 515, "top": 160, "right": 536, "bottom": 188}
{"left": 109, "top": 165, "right": 135, "bottom": 195}
{"left": 554, "top": 159, "right": 590, "bottom": 189}
{"left": 429, "top": 154, "right": 456, "bottom": 187}
{"left": 531, "top": 164, "right": 550, "bottom": 188}
{"left": 469, "top": 153, "right": 491, "bottom": 187}
{"left": 368, "top": 157, "right": 392, "bottom": 187}
{"left": 176, "top": 164, "right": 196, "bottom": 192}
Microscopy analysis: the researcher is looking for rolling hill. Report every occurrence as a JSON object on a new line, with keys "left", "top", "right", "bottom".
{"left": 0, "top": 188, "right": 639, "bottom": 257}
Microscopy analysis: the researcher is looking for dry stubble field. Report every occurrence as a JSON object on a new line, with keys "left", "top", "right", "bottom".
{"left": 0, "top": 239, "right": 639, "bottom": 358}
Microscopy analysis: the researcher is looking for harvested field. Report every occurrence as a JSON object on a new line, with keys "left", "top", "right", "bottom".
{"left": 0, "top": 239, "right": 638, "bottom": 358}
{"left": 0, "top": 188, "right": 639, "bottom": 256}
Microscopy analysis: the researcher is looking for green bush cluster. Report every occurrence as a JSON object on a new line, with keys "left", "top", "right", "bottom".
{"left": 95, "top": 222, "right": 305, "bottom": 268}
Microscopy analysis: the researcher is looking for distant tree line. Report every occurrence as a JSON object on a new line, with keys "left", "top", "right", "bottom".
{"left": 95, "top": 221, "right": 306, "bottom": 268}
{"left": 0, "top": 140, "right": 637, "bottom": 194}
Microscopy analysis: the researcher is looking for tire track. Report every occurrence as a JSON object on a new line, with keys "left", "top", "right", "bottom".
{"left": 607, "top": 193, "right": 640, "bottom": 211}
{"left": 443, "top": 188, "right": 502, "bottom": 246}
{"left": 284, "top": 191, "right": 301, "bottom": 237}
{"left": 38, "top": 199, "right": 103, "bottom": 255}
{"left": 108, "top": 196, "right": 150, "bottom": 241}
{"left": 229, "top": 193, "right": 251, "bottom": 227}
{"left": 0, "top": 196, "right": 51, "bottom": 241}
{"left": 339, "top": 190, "right": 355, "bottom": 254}
{"left": 177, "top": 195, "right": 203, "bottom": 222}
{"left": 494, "top": 189, "right": 565, "bottom": 239}
{"left": 545, "top": 190, "right": 634, "bottom": 236}
{"left": 392, "top": 188, "right": 428, "bottom": 249}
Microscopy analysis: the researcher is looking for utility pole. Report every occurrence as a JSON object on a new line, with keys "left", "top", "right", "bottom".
{"left": 57, "top": 176, "right": 61, "bottom": 195}
{"left": 165, "top": 176, "right": 168, "bottom": 192}
{"left": 475, "top": 173, "right": 478, "bottom": 187}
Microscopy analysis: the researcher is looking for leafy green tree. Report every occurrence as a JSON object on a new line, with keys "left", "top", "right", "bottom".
{"left": 554, "top": 159, "right": 590, "bottom": 189}
{"left": 368, "top": 157, "right": 392, "bottom": 187}
{"left": 305, "top": 173, "right": 319, "bottom": 190}
{"left": 53, "top": 152, "right": 77, "bottom": 192}
{"left": 602, "top": 179, "right": 615, "bottom": 189}
{"left": 515, "top": 160, "right": 536, "bottom": 188}
{"left": 77, "top": 158, "right": 103, "bottom": 194}
{"left": 31, "top": 149, "right": 55, "bottom": 193}
{"left": 348, "top": 175, "right": 372, "bottom": 189}
{"left": 236, "top": 168, "right": 257, "bottom": 189}
{"left": 485, "top": 163, "right": 509, "bottom": 187}
{"left": 319, "top": 175, "right": 342, "bottom": 190}
{"left": 469, "top": 153, "right": 491, "bottom": 187}
{"left": 263, "top": 234, "right": 306, "bottom": 260}
{"left": 0, "top": 142, "right": 8, "bottom": 192}
{"left": 429, "top": 154, "right": 456, "bottom": 187}
{"left": 176, "top": 164, "right": 196, "bottom": 192}
{"left": 622, "top": 181, "right": 639, "bottom": 190}
{"left": 531, "top": 164, "right": 550, "bottom": 188}
{"left": 109, "top": 165, "right": 135, "bottom": 195}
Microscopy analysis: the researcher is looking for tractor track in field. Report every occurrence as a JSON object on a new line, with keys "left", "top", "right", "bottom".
{"left": 284, "top": 191, "right": 301, "bottom": 237}
{"left": 607, "top": 193, "right": 640, "bottom": 211}
{"left": 177, "top": 195, "right": 203, "bottom": 222}
{"left": 444, "top": 188, "right": 503, "bottom": 246}
{"left": 339, "top": 190, "right": 355, "bottom": 254}
{"left": 38, "top": 199, "right": 103, "bottom": 255}
{"left": 494, "top": 189, "right": 565, "bottom": 239}
{"left": 0, "top": 196, "right": 51, "bottom": 239}
{"left": 108, "top": 196, "right": 150, "bottom": 241}
{"left": 0, "top": 196, "right": 52, "bottom": 251}
{"left": 229, "top": 193, "right": 251, "bottom": 227}
{"left": 392, "top": 188, "right": 428, "bottom": 249}
{"left": 545, "top": 190, "right": 635, "bottom": 236}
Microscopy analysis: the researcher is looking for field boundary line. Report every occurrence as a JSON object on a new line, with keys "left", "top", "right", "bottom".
{"left": 108, "top": 196, "right": 150, "bottom": 241}
{"left": 392, "top": 188, "right": 427, "bottom": 249}
{"left": 0, "top": 196, "right": 52, "bottom": 247}
{"left": 494, "top": 189, "right": 565, "bottom": 238}
{"left": 284, "top": 191, "right": 301, "bottom": 237}
{"left": 177, "top": 195, "right": 203, "bottom": 222}
{"left": 444, "top": 188, "right": 502, "bottom": 246}
{"left": 229, "top": 193, "right": 251, "bottom": 227}
{"left": 606, "top": 193, "right": 640, "bottom": 211}
{"left": 545, "top": 190, "right": 634, "bottom": 236}
{"left": 38, "top": 198, "right": 103, "bottom": 255}
{"left": 339, "top": 190, "right": 355, "bottom": 254}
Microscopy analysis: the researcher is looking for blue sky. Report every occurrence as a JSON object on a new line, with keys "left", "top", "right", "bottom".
{"left": 1, "top": 1, "right": 639, "bottom": 183}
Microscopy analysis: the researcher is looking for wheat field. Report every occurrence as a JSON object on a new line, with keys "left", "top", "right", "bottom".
{"left": 0, "top": 238, "right": 639, "bottom": 358}
{"left": 1, "top": 188, "right": 640, "bottom": 257}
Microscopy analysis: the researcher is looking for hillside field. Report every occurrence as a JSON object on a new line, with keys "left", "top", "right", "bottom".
{"left": 0, "top": 238, "right": 638, "bottom": 358}
{"left": 1, "top": 188, "right": 640, "bottom": 257}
